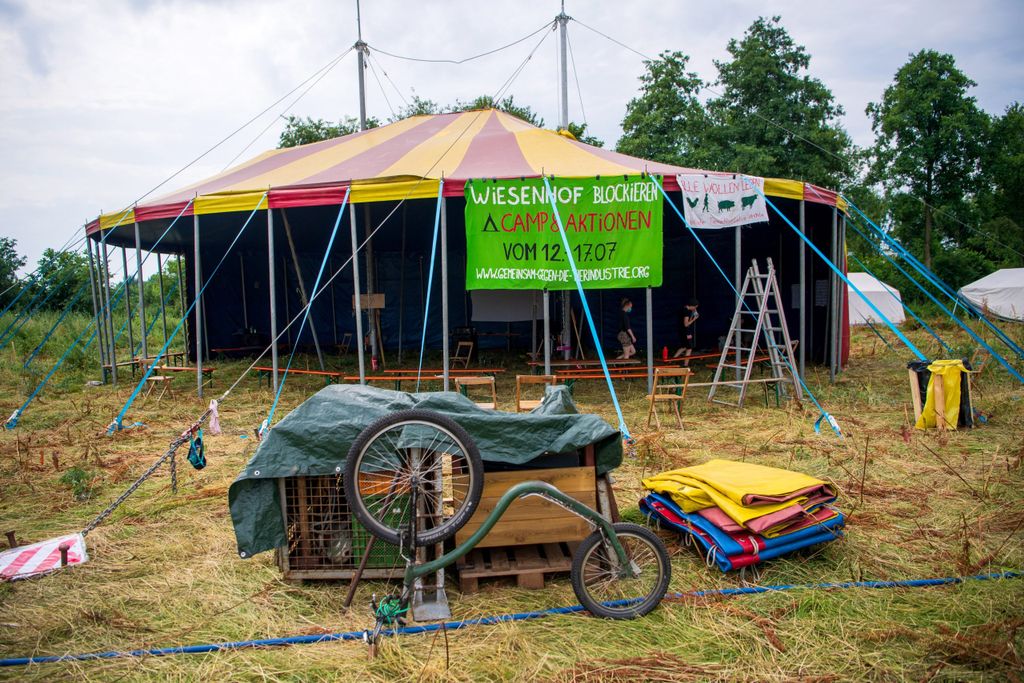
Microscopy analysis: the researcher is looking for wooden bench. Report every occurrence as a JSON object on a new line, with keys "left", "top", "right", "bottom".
{"left": 381, "top": 368, "right": 506, "bottom": 376}
{"left": 342, "top": 374, "right": 447, "bottom": 390}
{"left": 149, "top": 365, "right": 215, "bottom": 387}
{"left": 253, "top": 366, "right": 342, "bottom": 388}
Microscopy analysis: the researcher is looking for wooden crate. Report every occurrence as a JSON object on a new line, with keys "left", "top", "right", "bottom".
{"left": 455, "top": 542, "right": 578, "bottom": 593}
{"left": 454, "top": 466, "right": 597, "bottom": 549}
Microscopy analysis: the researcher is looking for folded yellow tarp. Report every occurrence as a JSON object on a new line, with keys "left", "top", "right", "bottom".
{"left": 641, "top": 459, "right": 833, "bottom": 535}
{"left": 915, "top": 359, "right": 966, "bottom": 430}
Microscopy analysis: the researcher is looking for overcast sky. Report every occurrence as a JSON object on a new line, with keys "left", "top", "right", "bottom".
{"left": 1, "top": 0, "right": 1022, "bottom": 274}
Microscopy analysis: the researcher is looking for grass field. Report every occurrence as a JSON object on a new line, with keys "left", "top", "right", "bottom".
{"left": 0, "top": 314, "right": 1022, "bottom": 681}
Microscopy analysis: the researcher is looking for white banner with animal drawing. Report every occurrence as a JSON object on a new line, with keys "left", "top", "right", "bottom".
{"left": 676, "top": 174, "right": 770, "bottom": 229}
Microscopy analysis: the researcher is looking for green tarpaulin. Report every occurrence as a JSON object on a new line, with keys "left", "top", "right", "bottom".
{"left": 228, "top": 384, "right": 622, "bottom": 558}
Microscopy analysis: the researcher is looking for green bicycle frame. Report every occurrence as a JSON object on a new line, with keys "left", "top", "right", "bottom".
{"left": 405, "top": 480, "right": 629, "bottom": 585}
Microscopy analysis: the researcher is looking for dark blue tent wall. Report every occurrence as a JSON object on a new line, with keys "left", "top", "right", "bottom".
{"left": 105, "top": 192, "right": 840, "bottom": 367}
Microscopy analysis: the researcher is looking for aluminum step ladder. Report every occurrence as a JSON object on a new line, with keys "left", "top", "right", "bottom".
{"left": 708, "top": 258, "right": 803, "bottom": 407}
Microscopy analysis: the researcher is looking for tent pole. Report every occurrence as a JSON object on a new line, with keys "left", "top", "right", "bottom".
{"left": 829, "top": 206, "right": 838, "bottom": 383}
{"left": 101, "top": 238, "right": 118, "bottom": 387}
{"left": 86, "top": 235, "right": 106, "bottom": 381}
{"left": 282, "top": 255, "right": 291, "bottom": 346}
{"left": 838, "top": 214, "right": 847, "bottom": 371}
{"left": 543, "top": 289, "right": 551, "bottom": 375}
{"left": 239, "top": 253, "right": 249, "bottom": 330}
{"left": 397, "top": 211, "right": 406, "bottom": 364}
{"left": 734, "top": 224, "right": 741, "bottom": 381}
{"left": 268, "top": 209, "right": 279, "bottom": 393}
{"left": 134, "top": 222, "right": 147, "bottom": 360}
{"left": 531, "top": 291, "right": 537, "bottom": 361}
{"left": 329, "top": 256, "right": 338, "bottom": 346}
{"left": 646, "top": 286, "right": 654, "bottom": 394}
{"left": 441, "top": 197, "right": 450, "bottom": 391}
{"left": 121, "top": 247, "right": 135, "bottom": 365}
{"left": 176, "top": 254, "right": 188, "bottom": 363}
{"left": 157, "top": 253, "right": 169, "bottom": 347}
{"left": 363, "top": 205, "right": 378, "bottom": 370}
{"left": 281, "top": 209, "right": 326, "bottom": 371}
{"left": 350, "top": 202, "right": 366, "bottom": 384}
{"left": 799, "top": 199, "right": 807, "bottom": 379}
{"left": 194, "top": 213, "right": 203, "bottom": 398}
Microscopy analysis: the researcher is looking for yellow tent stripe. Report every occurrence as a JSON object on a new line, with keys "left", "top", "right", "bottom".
{"left": 348, "top": 178, "right": 442, "bottom": 204}
{"left": 195, "top": 191, "right": 267, "bottom": 215}
{"left": 764, "top": 178, "right": 804, "bottom": 201}
{"left": 99, "top": 209, "right": 136, "bottom": 230}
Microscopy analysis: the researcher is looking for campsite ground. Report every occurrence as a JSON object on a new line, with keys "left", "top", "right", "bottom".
{"left": 1, "top": 320, "right": 1022, "bottom": 681}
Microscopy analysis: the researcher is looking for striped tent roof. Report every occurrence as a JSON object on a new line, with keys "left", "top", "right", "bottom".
{"left": 91, "top": 109, "right": 843, "bottom": 231}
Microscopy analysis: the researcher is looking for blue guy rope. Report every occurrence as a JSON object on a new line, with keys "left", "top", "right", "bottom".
{"left": 862, "top": 318, "right": 894, "bottom": 349}
{"left": 22, "top": 280, "right": 90, "bottom": 368}
{"left": 260, "top": 190, "right": 349, "bottom": 437}
{"left": 844, "top": 198, "right": 1024, "bottom": 360}
{"left": 845, "top": 251, "right": 951, "bottom": 353}
{"left": 542, "top": 176, "right": 632, "bottom": 442}
{"left": 844, "top": 211, "right": 1024, "bottom": 384}
{"left": 653, "top": 179, "right": 843, "bottom": 437}
{"left": 746, "top": 181, "right": 928, "bottom": 362}
{"left": 0, "top": 254, "right": 84, "bottom": 349}
{"left": 108, "top": 195, "right": 267, "bottom": 434}
{"left": 416, "top": 182, "right": 445, "bottom": 392}
{"left": 1, "top": 570, "right": 1018, "bottom": 667}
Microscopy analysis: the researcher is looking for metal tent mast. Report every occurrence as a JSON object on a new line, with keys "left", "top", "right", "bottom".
{"left": 557, "top": 3, "right": 571, "bottom": 363}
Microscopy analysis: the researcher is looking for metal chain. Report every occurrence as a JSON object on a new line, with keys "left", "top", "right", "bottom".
{"left": 82, "top": 414, "right": 209, "bottom": 537}
{"left": 170, "top": 449, "right": 177, "bottom": 494}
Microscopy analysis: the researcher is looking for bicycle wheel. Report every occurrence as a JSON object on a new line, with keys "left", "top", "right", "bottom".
{"left": 343, "top": 409, "right": 483, "bottom": 547}
{"left": 570, "top": 522, "right": 671, "bottom": 619}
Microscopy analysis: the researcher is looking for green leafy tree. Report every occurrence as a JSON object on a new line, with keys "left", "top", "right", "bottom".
{"left": 974, "top": 103, "right": 1024, "bottom": 266}
{"left": 34, "top": 248, "right": 93, "bottom": 313}
{"left": 866, "top": 50, "right": 989, "bottom": 269}
{"left": 616, "top": 50, "right": 707, "bottom": 165}
{"left": 703, "top": 16, "right": 855, "bottom": 187}
{"left": 450, "top": 95, "right": 545, "bottom": 128}
{"left": 392, "top": 95, "right": 443, "bottom": 120}
{"left": 278, "top": 115, "right": 380, "bottom": 148}
{"left": 0, "top": 237, "right": 27, "bottom": 309}
{"left": 565, "top": 121, "right": 603, "bottom": 148}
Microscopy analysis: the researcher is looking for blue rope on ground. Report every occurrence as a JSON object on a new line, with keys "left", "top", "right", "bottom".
{"left": 261, "top": 191, "right": 349, "bottom": 436}
{"left": 844, "top": 198, "right": 1024, "bottom": 361}
{"left": 23, "top": 280, "right": 90, "bottom": 368}
{"left": 845, "top": 251, "right": 950, "bottom": 353}
{"left": 109, "top": 195, "right": 266, "bottom": 434}
{"left": 543, "top": 176, "right": 632, "bottom": 442}
{"left": 416, "top": 182, "right": 444, "bottom": 392}
{"left": 654, "top": 179, "right": 841, "bottom": 438}
{"left": 844, "top": 212, "right": 1024, "bottom": 384}
{"left": 1, "top": 570, "right": 1017, "bottom": 667}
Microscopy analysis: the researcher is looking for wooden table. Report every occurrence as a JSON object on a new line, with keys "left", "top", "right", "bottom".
{"left": 253, "top": 366, "right": 343, "bottom": 388}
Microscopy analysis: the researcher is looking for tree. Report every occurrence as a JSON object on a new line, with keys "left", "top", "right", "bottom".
{"left": 0, "top": 237, "right": 26, "bottom": 310}
{"left": 702, "top": 16, "right": 855, "bottom": 188}
{"left": 33, "top": 248, "right": 93, "bottom": 313}
{"left": 866, "top": 50, "right": 989, "bottom": 269}
{"left": 616, "top": 50, "right": 707, "bottom": 165}
{"left": 565, "top": 122, "right": 603, "bottom": 148}
{"left": 278, "top": 114, "right": 380, "bottom": 148}
{"left": 975, "top": 103, "right": 1024, "bottom": 266}
{"left": 451, "top": 95, "right": 545, "bottom": 127}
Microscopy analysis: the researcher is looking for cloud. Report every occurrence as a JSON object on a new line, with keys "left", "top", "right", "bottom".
{"left": 1, "top": 0, "right": 1022, "bottom": 271}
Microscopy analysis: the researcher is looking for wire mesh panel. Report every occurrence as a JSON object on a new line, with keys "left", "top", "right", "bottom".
{"left": 278, "top": 475, "right": 405, "bottom": 580}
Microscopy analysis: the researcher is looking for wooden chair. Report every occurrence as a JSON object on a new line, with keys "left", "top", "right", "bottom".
{"left": 455, "top": 376, "right": 498, "bottom": 410}
{"left": 646, "top": 367, "right": 692, "bottom": 429}
{"left": 451, "top": 341, "right": 474, "bottom": 369}
{"left": 337, "top": 332, "right": 352, "bottom": 354}
{"left": 515, "top": 374, "right": 556, "bottom": 412}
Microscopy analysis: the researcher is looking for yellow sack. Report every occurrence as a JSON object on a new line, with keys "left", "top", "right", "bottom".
{"left": 915, "top": 359, "right": 965, "bottom": 430}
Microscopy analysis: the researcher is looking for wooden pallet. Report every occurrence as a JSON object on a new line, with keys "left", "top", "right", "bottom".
{"left": 455, "top": 542, "right": 579, "bottom": 593}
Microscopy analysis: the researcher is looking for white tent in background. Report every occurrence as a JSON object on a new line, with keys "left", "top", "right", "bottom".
{"left": 848, "top": 272, "right": 905, "bottom": 325}
{"left": 958, "top": 268, "right": 1024, "bottom": 322}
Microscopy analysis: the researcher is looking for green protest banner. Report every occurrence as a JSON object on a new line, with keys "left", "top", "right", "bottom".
{"left": 464, "top": 175, "right": 663, "bottom": 290}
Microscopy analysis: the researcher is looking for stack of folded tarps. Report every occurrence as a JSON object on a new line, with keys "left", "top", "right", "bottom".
{"left": 640, "top": 459, "right": 844, "bottom": 572}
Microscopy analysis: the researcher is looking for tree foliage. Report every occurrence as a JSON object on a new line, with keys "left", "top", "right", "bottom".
{"left": 616, "top": 19, "right": 855, "bottom": 187}
{"left": 278, "top": 115, "right": 381, "bottom": 148}
{"left": 33, "top": 248, "right": 94, "bottom": 313}
{"left": 0, "top": 237, "right": 27, "bottom": 309}
{"left": 866, "top": 49, "right": 989, "bottom": 269}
